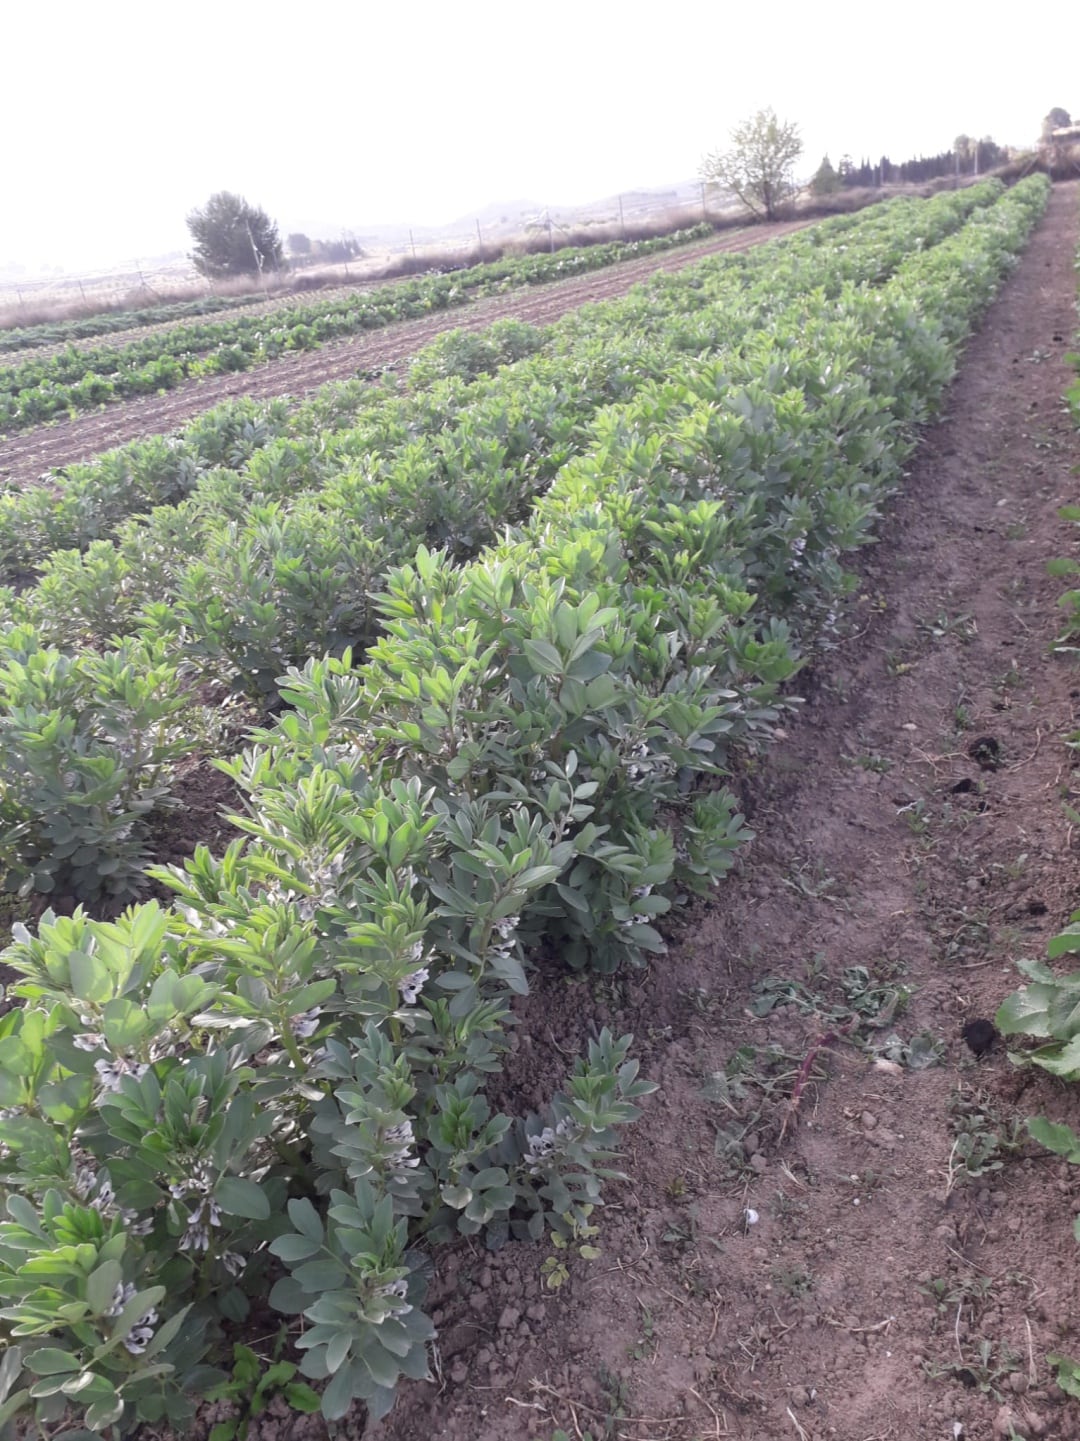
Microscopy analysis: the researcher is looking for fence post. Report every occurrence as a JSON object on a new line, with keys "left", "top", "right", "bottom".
{"left": 618, "top": 194, "right": 625, "bottom": 238}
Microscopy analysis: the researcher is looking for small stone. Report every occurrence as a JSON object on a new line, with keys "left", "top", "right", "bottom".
{"left": 566, "top": 1332, "right": 587, "bottom": 1354}
{"left": 873, "top": 1058, "right": 904, "bottom": 1076}
{"left": 468, "top": 1292, "right": 487, "bottom": 1313}
{"left": 479, "top": 1268, "right": 493, "bottom": 1289}
{"left": 1008, "top": 1372, "right": 1028, "bottom": 1395}
{"left": 476, "top": 1347, "right": 493, "bottom": 1366}
{"left": 861, "top": 1110, "right": 878, "bottom": 1130}
{"left": 498, "top": 1305, "right": 521, "bottom": 1330}
{"left": 450, "top": 1361, "right": 469, "bottom": 1384}
{"left": 743, "top": 1132, "right": 760, "bottom": 1155}
{"left": 1006, "top": 1215, "right": 1022, "bottom": 1234}
{"left": 527, "top": 1303, "right": 546, "bottom": 1322}
{"left": 749, "top": 1152, "right": 768, "bottom": 1174}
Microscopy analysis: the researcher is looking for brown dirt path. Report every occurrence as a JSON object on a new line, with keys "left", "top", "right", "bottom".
{"left": 362, "top": 186, "right": 1080, "bottom": 1441}
{"left": 0, "top": 223, "right": 810, "bottom": 492}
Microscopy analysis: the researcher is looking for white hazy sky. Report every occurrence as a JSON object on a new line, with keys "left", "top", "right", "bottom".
{"left": 4, "top": 0, "right": 1078, "bottom": 272}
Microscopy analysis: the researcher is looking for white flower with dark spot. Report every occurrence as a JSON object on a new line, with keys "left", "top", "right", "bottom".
{"left": 384, "top": 1119, "right": 420, "bottom": 1172}
{"left": 123, "top": 1305, "right": 158, "bottom": 1355}
{"left": 94, "top": 1057, "right": 148, "bottom": 1092}
{"left": 177, "top": 1195, "right": 222, "bottom": 1252}
{"left": 73, "top": 1032, "right": 105, "bottom": 1052}
{"left": 120, "top": 1208, "right": 155, "bottom": 1237}
{"left": 376, "top": 1278, "right": 412, "bottom": 1317}
{"left": 221, "top": 1250, "right": 246, "bottom": 1277}
{"left": 398, "top": 967, "right": 429, "bottom": 1006}
{"left": 179, "top": 1220, "right": 210, "bottom": 1253}
{"left": 105, "top": 1281, "right": 136, "bottom": 1318}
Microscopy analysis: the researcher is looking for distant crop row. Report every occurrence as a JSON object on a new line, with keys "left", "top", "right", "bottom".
{"left": 0, "top": 179, "right": 1050, "bottom": 1437}
{"left": 0, "top": 229, "right": 718, "bottom": 360}
{"left": 0, "top": 227, "right": 714, "bottom": 432}
{"left": 0, "top": 186, "right": 1002, "bottom": 585}
{"left": 0, "top": 184, "right": 1006, "bottom": 908}
{"left": 0, "top": 289, "right": 275, "bottom": 355}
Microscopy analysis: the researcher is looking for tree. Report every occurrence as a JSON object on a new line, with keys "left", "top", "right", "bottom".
{"left": 810, "top": 154, "right": 841, "bottom": 197}
{"left": 186, "top": 192, "right": 284, "bottom": 279}
{"left": 700, "top": 108, "right": 803, "bottom": 221}
{"left": 287, "top": 232, "right": 312, "bottom": 257}
{"left": 1042, "top": 107, "right": 1072, "bottom": 139}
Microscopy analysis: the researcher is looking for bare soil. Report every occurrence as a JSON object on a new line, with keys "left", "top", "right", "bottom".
{"left": 0, "top": 222, "right": 811, "bottom": 492}
{"left": 350, "top": 186, "right": 1080, "bottom": 1441}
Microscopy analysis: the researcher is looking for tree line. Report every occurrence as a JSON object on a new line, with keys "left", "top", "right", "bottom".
{"left": 814, "top": 137, "right": 1009, "bottom": 192}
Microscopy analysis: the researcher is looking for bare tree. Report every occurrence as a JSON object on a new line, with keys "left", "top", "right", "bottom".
{"left": 700, "top": 108, "right": 803, "bottom": 221}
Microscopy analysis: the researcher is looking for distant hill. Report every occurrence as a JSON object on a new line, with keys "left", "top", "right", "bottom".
{"left": 284, "top": 178, "right": 711, "bottom": 255}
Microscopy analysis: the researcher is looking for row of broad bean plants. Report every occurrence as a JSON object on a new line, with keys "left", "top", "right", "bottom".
{"left": 0, "top": 187, "right": 1008, "bottom": 906}
{"left": 0, "top": 187, "right": 997, "bottom": 580}
{"left": 991, "top": 192, "right": 1080, "bottom": 1403}
{"left": 0, "top": 229, "right": 721, "bottom": 360}
{"left": 0, "top": 179, "right": 1049, "bottom": 1438}
{"left": 0, "top": 227, "right": 721, "bottom": 431}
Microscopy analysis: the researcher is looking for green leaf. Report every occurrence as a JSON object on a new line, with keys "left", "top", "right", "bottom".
{"left": 269, "top": 1277, "right": 307, "bottom": 1314}
{"left": 995, "top": 984, "right": 1055, "bottom": 1037}
{"left": 358, "top": 1340, "right": 401, "bottom": 1389}
{"left": 269, "top": 1233, "right": 323, "bottom": 1263}
{"left": 140, "top": 1304, "right": 190, "bottom": 1360}
{"left": 0, "top": 1391, "right": 32, "bottom": 1429}
{"left": 1027, "top": 1116, "right": 1080, "bottom": 1161}
{"left": 1048, "top": 1353, "right": 1080, "bottom": 1399}
{"left": 68, "top": 951, "right": 114, "bottom": 1005}
{"left": 286, "top": 1196, "right": 324, "bottom": 1242}
{"left": 24, "top": 1349, "right": 80, "bottom": 1376}
{"left": 521, "top": 638, "right": 563, "bottom": 676}
{"left": 283, "top": 1382, "right": 321, "bottom": 1413}
{"left": 85, "top": 1259, "right": 123, "bottom": 1317}
{"left": 101, "top": 999, "right": 152, "bottom": 1051}
{"left": 215, "top": 1177, "right": 270, "bottom": 1219}
{"left": 440, "top": 1184, "right": 472, "bottom": 1209}
{"left": 291, "top": 1257, "right": 348, "bottom": 1291}
{"left": 85, "top": 1386, "right": 124, "bottom": 1431}
{"left": 321, "top": 1361, "right": 356, "bottom": 1420}
{"left": 1029, "top": 1033, "right": 1080, "bottom": 1078}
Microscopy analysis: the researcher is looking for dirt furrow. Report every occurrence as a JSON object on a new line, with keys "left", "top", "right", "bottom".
{"left": 368, "top": 186, "right": 1080, "bottom": 1441}
{"left": 0, "top": 221, "right": 810, "bottom": 492}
